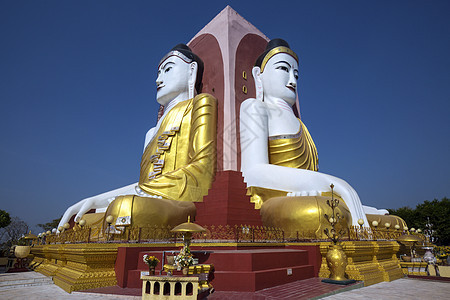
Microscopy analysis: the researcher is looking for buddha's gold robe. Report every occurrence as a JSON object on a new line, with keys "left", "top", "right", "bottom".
{"left": 268, "top": 120, "right": 318, "bottom": 171}
{"left": 138, "top": 93, "right": 217, "bottom": 201}
{"left": 248, "top": 119, "right": 319, "bottom": 209}
{"left": 248, "top": 119, "right": 352, "bottom": 238}
{"left": 105, "top": 93, "right": 217, "bottom": 228}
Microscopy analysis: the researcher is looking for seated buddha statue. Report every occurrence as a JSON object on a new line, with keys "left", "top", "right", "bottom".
{"left": 58, "top": 44, "right": 217, "bottom": 230}
{"left": 240, "top": 39, "right": 387, "bottom": 238}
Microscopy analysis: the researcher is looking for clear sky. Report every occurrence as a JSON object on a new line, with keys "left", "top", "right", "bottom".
{"left": 1, "top": 0, "right": 449, "bottom": 232}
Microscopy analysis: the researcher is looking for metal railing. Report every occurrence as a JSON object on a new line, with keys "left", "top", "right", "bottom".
{"left": 347, "top": 226, "right": 426, "bottom": 241}
{"left": 33, "top": 224, "right": 285, "bottom": 245}
{"left": 33, "top": 224, "right": 424, "bottom": 245}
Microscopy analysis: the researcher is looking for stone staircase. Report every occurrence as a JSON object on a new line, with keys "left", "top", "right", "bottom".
{"left": 123, "top": 247, "right": 316, "bottom": 292}
{"left": 203, "top": 248, "right": 315, "bottom": 292}
{"left": 0, "top": 272, "right": 53, "bottom": 291}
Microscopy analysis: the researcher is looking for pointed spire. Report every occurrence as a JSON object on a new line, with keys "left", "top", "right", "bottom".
{"left": 188, "top": 6, "right": 269, "bottom": 171}
{"left": 190, "top": 5, "right": 268, "bottom": 45}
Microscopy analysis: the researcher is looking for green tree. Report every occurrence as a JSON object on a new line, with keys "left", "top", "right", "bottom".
{"left": 387, "top": 206, "right": 416, "bottom": 227}
{"left": 0, "top": 210, "right": 11, "bottom": 228}
{"left": 37, "top": 216, "right": 62, "bottom": 231}
{"left": 388, "top": 197, "right": 450, "bottom": 245}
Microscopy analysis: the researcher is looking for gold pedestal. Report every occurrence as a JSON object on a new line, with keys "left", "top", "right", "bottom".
{"left": 399, "top": 261, "right": 428, "bottom": 276}
{"left": 373, "top": 241, "right": 403, "bottom": 281}
{"left": 34, "top": 244, "right": 65, "bottom": 277}
{"left": 325, "top": 244, "right": 348, "bottom": 281}
{"left": 32, "top": 243, "right": 119, "bottom": 293}
{"left": 319, "top": 241, "right": 403, "bottom": 286}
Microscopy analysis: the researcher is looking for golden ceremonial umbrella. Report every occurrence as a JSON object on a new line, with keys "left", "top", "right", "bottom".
{"left": 397, "top": 234, "right": 424, "bottom": 259}
{"left": 397, "top": 234, "right": 423, "bottom": 243}
{"left": 24, "top": 231, "right": 37, "bottom": 240}
{"left": 171, "top": 216, "right": 206, "bottom": 249}
{"left": 171, "top": 216, "right": 206, "bottom": 233}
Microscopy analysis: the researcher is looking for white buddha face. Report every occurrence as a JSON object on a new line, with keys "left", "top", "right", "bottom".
{"left": 260, "top": 53, "right": 299, "bottom": 106}
{"left": 156, "top": 56, "right": 191, "bottom": 106}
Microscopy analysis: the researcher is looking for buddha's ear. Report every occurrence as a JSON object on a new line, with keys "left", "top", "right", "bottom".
{"left": 252, "top": 66, "right": 263, "bottom": 102}
{"left": 188, "top": 61, "right": 198, "bottom": 99}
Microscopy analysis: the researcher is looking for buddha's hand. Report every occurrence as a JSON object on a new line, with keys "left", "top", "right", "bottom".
{"left": 287, "top": 191, "right": 320, "bottom": 197}
{"left": 285, "top": 173, "right": 360, "bottom": 209}
{"left": 58, "top": 197, "right": 111, "bottom": 231}
{"left": 58, "top": 201, "right": 86, "bottom": 231}
{"left": 328, "top": 176, "right": 360, "bottom": 204}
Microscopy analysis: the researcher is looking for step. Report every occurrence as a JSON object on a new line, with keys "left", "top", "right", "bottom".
{"left": 213, "top": 264, "right": 315, "bottom": 291}
{"left": 0, "top": 273, "right": 53, "bottom": 290}
{"left": 125, "top": 248, "right": 315, "bottom": 291}
{"left": 204, "top": 249, "right": 310, "bottom": 271}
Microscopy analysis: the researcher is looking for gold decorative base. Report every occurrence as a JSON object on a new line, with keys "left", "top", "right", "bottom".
{"left": 33, "top": 244, "right": 65, "bottom": 277}
{"left": 399, "top": 261, "right": 428, "bottom": 276}
{"left": 319, "top": 241, "right": 403, "bottom": 286}
{"left": 32, "top": 243, "right": 119, "bottom": 293}
{"left": 325, "top": 244, "right": 348, "bottom": 281}
{"left": 373, "top": 241, "right": 403, "bottom": 281}
{"left": 32, "top": 240, "right": 403, "bottom": 292}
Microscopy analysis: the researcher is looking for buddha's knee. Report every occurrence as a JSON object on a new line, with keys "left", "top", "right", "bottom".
{"left": 104, "top": 195, "right": 196, "bottom": 229}
{"left": 366, "top": 214, "right": 407, "bottom": 230}
{"left": 260, "top": 196, "right": 352, "bottom": 239}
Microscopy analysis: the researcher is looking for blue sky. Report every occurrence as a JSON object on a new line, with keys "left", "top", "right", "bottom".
{"left": 1, "top": 0, "right": 449, "bottom": 231}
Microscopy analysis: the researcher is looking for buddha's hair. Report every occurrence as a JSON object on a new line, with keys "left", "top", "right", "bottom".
{"left": 168, "top": 44, "right": 204, "bottom": 94}
{"left": 254, "top": 38, "right": 298, "bottom": 70}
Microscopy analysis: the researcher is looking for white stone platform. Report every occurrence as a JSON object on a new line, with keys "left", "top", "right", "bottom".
{"left": 0, "top": 272, "right": 139, "bottom": 300}
{"left": 0, "top": 272, "right": 53, "bottom": 291}
{"left": 322, "top": 277, "right": 450, "bottom": 299}
{"left": 0, "top": 271, "right": 449, "bottom": 299}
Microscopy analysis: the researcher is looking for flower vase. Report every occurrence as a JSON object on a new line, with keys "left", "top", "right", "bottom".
{"left": 423, "top": 247, "right": 435, "bottom": 264}
{"left": 14, "top": 246, "right": 31, "bottom": 259}
{"left": 182, "top": 267, "right": 189, "bottom": 275}
{"left": 326, "top": 244, "right": 348, "bottom": 281}
{"left": 149, "top": 266, "right": 155, "bottom": 275}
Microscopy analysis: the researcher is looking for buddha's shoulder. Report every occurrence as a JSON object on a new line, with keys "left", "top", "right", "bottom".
{"left": 240, "top": 98, "right": 265, "bottom": 114}
{"left": 193, "top": 93, "right": 217, "bottom": 107}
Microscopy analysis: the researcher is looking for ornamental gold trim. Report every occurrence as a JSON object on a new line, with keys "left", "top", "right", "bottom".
{"left": 158, "top": 50, "right": 193, "bottom": 68}
{"left": 260, "top": 46, "right": 299, "bottom": 73}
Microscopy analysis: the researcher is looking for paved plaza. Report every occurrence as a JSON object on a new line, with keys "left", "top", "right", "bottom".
{"left": 0, "top": 271, "right": 448, "bottom": 299}
{"left": 322, "top": 277, "right": 449, "bottom": 299}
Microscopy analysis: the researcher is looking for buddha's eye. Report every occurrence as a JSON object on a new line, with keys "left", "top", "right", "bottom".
{"left": 276, "top": 66, "right": 289, "bottom": 72}
{"left": 294, "top": 74, "right": 299, "bottom": 80}
{"left": 165, "top": 67, "right": 172, "bottom": 73}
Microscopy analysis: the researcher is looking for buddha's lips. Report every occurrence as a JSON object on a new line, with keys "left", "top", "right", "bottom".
{"left": 287, "top": 86, "right": 296, "bottom": 93}
{"left": 157, "top": 86, "right": 164, "bottom": 91}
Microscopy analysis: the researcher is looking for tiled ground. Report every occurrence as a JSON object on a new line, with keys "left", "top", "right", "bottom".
{"left": 208, "top": 278, "right": 362, "bottom": 299}
{"left": 0, "top": 272, "right": 449, "bottom": 299}
{"left": 78, "top": 277, "right": 361, "bottom": 299}
{"left": 322, "top": 277, "right": 450, "bottom": 299}
{"left": 0, "top": 272, "right": 140, "bottom": 300}
{"left": 79, "top": 285, "right": 141, "bottom": 296}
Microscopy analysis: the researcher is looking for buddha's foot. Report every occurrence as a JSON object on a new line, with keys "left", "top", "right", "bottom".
{"left": 104, "top": 195, "right": 196, "bottom": 229}
{"left": 260, "top": 196, "right": 352, "bottom": 239}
